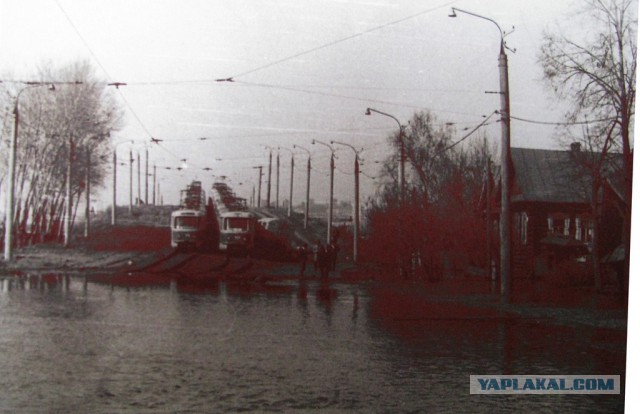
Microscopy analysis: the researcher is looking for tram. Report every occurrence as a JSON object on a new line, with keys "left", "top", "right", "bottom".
{"left": 211, "top": 182, "right": 256, "bottom": 253}
{"left": 170, "top": 181, "right": 210, "bottom": 248}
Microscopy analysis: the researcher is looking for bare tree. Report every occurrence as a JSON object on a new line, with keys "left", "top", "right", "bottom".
{"left": 539, "top": 0, "right": 636, "bottom": 288}
{"left": 364, "top": 110, "right": 490, "bottom": 277}
{"left": 2, "top": 60, "right": 122, "bottom": 245}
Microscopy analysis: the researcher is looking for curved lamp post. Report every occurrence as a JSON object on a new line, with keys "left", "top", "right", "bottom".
{"left": 331, "top": 140, "right": 361, "bottom": 263}
{"left": 365, "top": 107, "right": 405, "bottom": 204}
{"left": 293, "top": 144, "right": 312, "bottom": 229}
{"left": 312, "top": 139, "right": 335, "bottom": 244}
{"left": 449, "top": 7, "right": 512, "bottom": 303}
{"left": 4, "top": 83, "right": 55, "bottom": 261}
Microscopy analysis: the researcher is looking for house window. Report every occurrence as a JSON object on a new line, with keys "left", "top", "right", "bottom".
{"left": 564, "top": 218, "right": 571, "bottom": 236}
{"left": 520, "top": 212, "right": 528, "bottom": 244}
{"left": 548, "top": 214, "right": 565, "bottom": 235}
{"left": 514, "top": 212, "right": 529, "bottom": 245}
{"left": 575, "top": 217, "right": 582, "bottom": 241}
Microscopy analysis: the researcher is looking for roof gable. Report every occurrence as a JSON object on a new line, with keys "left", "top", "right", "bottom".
{"left": 511, "top": 147, "right": 591, "bottom": 204}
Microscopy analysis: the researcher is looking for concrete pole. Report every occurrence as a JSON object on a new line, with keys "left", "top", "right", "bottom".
{"left": 276, "top": 152, "right": 280, "bottom": 211}
{"left": 64, "top": 135, "right": 73, "bottom": 248}
{"left": 354, "top": 156, "right": 360, "bottom": 263}
{"left": 112, "top": 150, "right": 117, "bottom": 225}
{"left": 288, "top": 155, "right": 294, "bottom": 217}
{"left": 129, "top": 149, "right": 133, "bottom": 214}
{"left": 327, "top": 153, "right": 334, "bottom": 245}
{"left": 252, "top": 185, "right": 256, "bottom": 207}
{"left": 145, "top": 148, "right": 149, "bottom": 205}
{"left": 399, "top": 128, "right": 405, "bottom": 205}
{"left": 153, "top": 164, "right": 157, "bottom": 205}
{"left": 84, "top": 149, "right": 91, "bottom": 238}
{"left": 486, "top": 156, "right": 493, "bottom": 280}
{"left": 4, "top": 103, "right": 19, "bottom": 261}
{"left": 267, "top": 151, "right": 272, "bottom": 208}
{"left": 305, "top": 156, "right": 311, "bottom": 229}
{"left": 499, "top": 46, "right": 512, "bottom": 303}
{"left": 137, "top": 152, "right": 141, "bottom": 205}
{"left": 256, "top": 166, "right": 263, "bottom": 208}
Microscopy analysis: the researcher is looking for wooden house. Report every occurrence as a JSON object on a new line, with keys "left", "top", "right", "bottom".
{"left": 493, "top": 147, "right": 624, "bottom": 279}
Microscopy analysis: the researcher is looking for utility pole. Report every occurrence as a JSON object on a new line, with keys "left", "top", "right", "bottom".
{"left": 276, "top": 151, "right": 280, "bottom": 211}
{"left": 64, "top": 134, "right": 73, "bottom": 248}
{"left": 288, "top": 153, "right": 294, "bottom": 217}
{"left": 498, "top": 42, "right": 512, "bottom": 303}
{"left": 266, "top": 151, "right": 272, "bottom": 208}
{"left": 279, "top": 147, "right": 295, "bottom": 217}
{"left": 313, "top": 140, "right": 335, "bottom": 244}
{"left": 294, "top": 144, "right": 312, "bottom": 229}
{"left": 449, "top": 6, "right": 512, "bottom": 303}
{"left": 486, "top": 156, "right": 493, "bottom": 281}
{"left": 332, "top": 140, "right": 361, "bottom": 263}
{"left": 153, "top": 164, "right": 157, "bottom": 205}
{"left": 84, "top": 149, "right": 91, "bottom": 238}
{"left": 129, "top": 149, "right": 133, "bottom": 214}
{"left": 254, "top": 166, "right": 263, "bottom": 208}
{"left": 145, "top": 147, "right": 149, "bottom": 205}
{"left": 252, "top": 185, "right": 256, "bottom": 207}
{"left": 112, "top": 150, "right": 117, "bottom": 225}
{"left": 137, "top": 152, "right": 141, "bottom": 206}
{"left": 4, "top": 83, "right": 55, "bottom": 261}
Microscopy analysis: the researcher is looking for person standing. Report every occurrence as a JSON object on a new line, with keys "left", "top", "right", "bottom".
{"left": 298, "top": 243, "right": 308, "bottom": 277}
{"left": 318, "top": 243, "right": 329, "bottom": 278}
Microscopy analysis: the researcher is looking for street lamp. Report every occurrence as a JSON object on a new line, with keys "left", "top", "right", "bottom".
{"left": 293, "top": 144, "right": 312, "bottom": 229}
{"left": 4, "top": 83, "right": 55, "bottom": 261}
{"left": 365, "top": 107, "right": 405, "bottom": 204}
{"left": 312, "top": 139, "right": 335, "bottom": 245}
{"left": 279, "top": 147, "right": 295, "bottom": 217}
{"left": 449, "top": 7, "right": 512, "bottom": 303}
{"left": 331, "top": 140, "right": 362, "bottom": 263}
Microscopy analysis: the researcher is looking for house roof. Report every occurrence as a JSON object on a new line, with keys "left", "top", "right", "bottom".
{"left": 511, "top": 147, "right": 590, "bottom": 204}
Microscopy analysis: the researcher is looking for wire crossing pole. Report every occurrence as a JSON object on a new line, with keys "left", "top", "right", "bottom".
{"left": 129, "top": 149, "right": 133, "bottom": 214}
{"left": 294, "top": 144, "right": 311, "bottom": 229}
{"left": 153, "top": 164, "right": 157, "bottom": 205}
{"left": 288, "top": 154, "right": 294, "bottom": 217}
{"left": 137, "top": 152, "right": 141, "bottom": 206}
{"left": 254, "top": 166, "right": 263, "bottom": 208}
{"left": 499, "top": 43, "right": 512, "bottom": 303}
{"left": 85, "top": 149, "right": 91, "bottom": 238}
{"left": 332, "top": 140, "right": 361, "bottom": 263}
{"left": 449, "top": 7, "right": 512, "bottom": 303}
{"left": 145, "top": 147, "right": 149, "bottom": 205}
{"left": 313, "top": 140, "right": 335, "bottom": 244}
{"left": 276, "top": 152, "right": 280, "bottom": 210}
{"left": 112, "top": 150, "right": 117, "bottom": 225}
{"left": 267, "top": 151, "right": 272, "bottom": 208}
{"left": 64, "top": 134, "right": 73, "bottom": 248}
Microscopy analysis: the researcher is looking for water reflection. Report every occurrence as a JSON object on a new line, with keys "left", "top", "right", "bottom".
{"left": 0, "top": 273, "right": 626, "bottom": 412}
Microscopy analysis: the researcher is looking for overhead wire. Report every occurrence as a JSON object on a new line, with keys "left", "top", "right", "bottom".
{"left": 224, "top": 1, "right": 460, "bottom": 80}
{"left": 53, "top": 0, "right": 162, "bottom": 151}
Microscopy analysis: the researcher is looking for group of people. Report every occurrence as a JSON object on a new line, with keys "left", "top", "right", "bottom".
{"left": 297, "top": 239, "right": 339, "bottom": 278}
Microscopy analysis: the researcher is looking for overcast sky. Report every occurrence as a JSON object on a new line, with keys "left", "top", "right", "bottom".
{"left": 0, "top": 0, "right": 608, "bottom": 208}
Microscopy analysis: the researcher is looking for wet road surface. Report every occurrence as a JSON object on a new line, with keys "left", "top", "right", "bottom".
{"left": 0, "top": 272, "right": 625, "bottom": 412}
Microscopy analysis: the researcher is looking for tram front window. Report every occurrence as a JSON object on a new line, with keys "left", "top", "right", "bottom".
{"left": 225, "top": 218, "right": 249, "bottom": 231}
{"left": 175, "top": 216, "right": 199, "bottom": 229}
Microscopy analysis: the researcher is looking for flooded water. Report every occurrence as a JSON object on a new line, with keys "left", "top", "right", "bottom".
{"left": 0, "top": 275, "right": 625, "bottom": 412}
